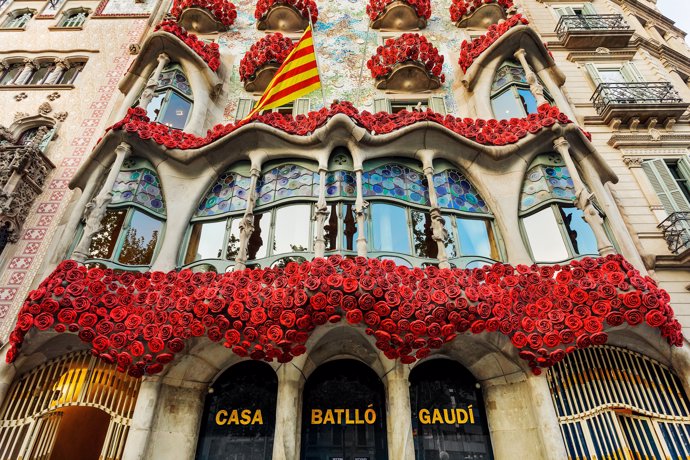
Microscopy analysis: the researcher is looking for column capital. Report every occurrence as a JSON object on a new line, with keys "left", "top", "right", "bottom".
{"left": 513, "top": 48, "right": 528, "bottom": 61}
{"left": 553, "top": 136, "right": 570, "bottom": 152}
{"left": 157, "top": 52, "right": 171, "bottom": 66}
{"left": 114, "top": 141, "right": 132, "bottom": 157}
{"left": 53, "top": 58, "right": 70, "bottom": 69}
{"left": 22, "top": 58, "right": 37, "bottom": 69}
{"left": 623, "top": 156, "right": 644, "bottom": 168}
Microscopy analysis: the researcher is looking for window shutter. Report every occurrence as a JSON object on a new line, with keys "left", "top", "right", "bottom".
{"left": 293, "top": 98, "right": 311, "bottom": 115}
{"left": 235, "top": 98, "right": 255, "bottom": 121}
{"left": 621, "top": 62, "right": 645, "bottom": 83}
{"left": 642, "top": 159, "right": 690, "bottom": 213}
{"left": 554, "top": 6, "right": 577, "bottom": 17}
{"left": 582, "top": 3, "right": 597, "bottom": 15}
{"left": 585, "top": 63, "right": 602, "bottom": 87}
{"left": 373, "top": 97, "right": 391, "bottom": 114}
{"left": 428, "top": 96, "right": 447, "bottom": 116}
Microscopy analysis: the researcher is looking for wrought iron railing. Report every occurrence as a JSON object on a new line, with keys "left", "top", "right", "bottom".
{"left": 658, "top": 212, "right": 690, "bottom": 254}
{"left": 556, "top": 14, "right": 630, "bottom": 40}
{"left": 591, "top": 82, "right": 683, "bottom": 115}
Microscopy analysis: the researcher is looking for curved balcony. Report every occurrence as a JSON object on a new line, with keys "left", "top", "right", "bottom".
{"left": 555, "top": 14, "right": 633, "bottom": 48}
{"left": 369, "top": 0, "right": 429, "bottom": 31}
{"left": 172, "top": 0, "right": 238, "bottom": 33}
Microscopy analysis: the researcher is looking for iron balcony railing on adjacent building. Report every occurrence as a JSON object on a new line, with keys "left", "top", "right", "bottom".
{"left": 556, "top": 14, "right": 633, "bottom": 48}
{"left": 658, "top": 212, "right": 690, "bottom": 254}
{"left": 590, "top": 82, "right": 688, "bottom": 125}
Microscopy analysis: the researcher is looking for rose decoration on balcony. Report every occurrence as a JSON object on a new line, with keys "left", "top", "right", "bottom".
{"left": 367, "top": 33, "right": 444, "bottom": 91}
{"left": 240, "top": 33, "right": 295, "bottom": 92}
{"left": 458, "top": 14, "right": 528, "bottom": 72}
{"left": 367, "top": 0, "right": 430, "bottom": 30}
{"left": 6, "top": 255, "right": 683, "bottom": 377}
{"left": 171, "top": 0, "right": 237, "bottom": 33}
{"left": 255, "top": 0, "right": 317, "bottom": 32}
{"left": 450, "top": 0, "right": 513, "bottom": 27}
{"left": 154, "top": 20, "right": 221, "bottom": 71}
{"left": 108, "top": 102, "right": 575, "bottom": 150}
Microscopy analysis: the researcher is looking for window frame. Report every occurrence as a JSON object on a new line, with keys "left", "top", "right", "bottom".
{"left": 0, "top": 62, "right": 23, "bottom": 85}
{"left": 2, "top": 9, "right": 34, "bottom": 29}
{"left": 57, "top": 8, "right": 89, "bottom": 28}
{"left": 490, "top": 59, "right": 552, "bottom": 119}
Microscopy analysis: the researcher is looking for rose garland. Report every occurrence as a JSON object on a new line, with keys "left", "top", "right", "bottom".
{"left": 239, "top": 33, "right": 295, "bottom": 83}
{"left": 366, "top": 0, "right": 431, "bottom": 22}
{"left": 6, "top": 255, "right": 683, "bottom": 377}
{"left": 450, "top": 0, "right": 513, "bottom": 23}
{"left": 106, "top": 101, "right": 579, "bottom": 151}
{"left": 458, "top": 14, "right": 528, "bottom": 72}
{"left": 154, "top": 20, "right": 221, "bottom": 71}
{"left": 171, "top": 0, "right": 238, "bottom": 29}
{"left": 255, "top": 0, "right": 318, "bottom": 24}
{"left": 367, "top": 33, "right": 445, "bottom": 83}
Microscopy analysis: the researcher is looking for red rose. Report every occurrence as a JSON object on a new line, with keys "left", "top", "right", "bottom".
{"left": 34, "top": 312, "right": 54, "bottom": 331}
{"left": 511, "top": 331, "right": 527, "bottom": 348}
{"left": 624, "top": 310, "right": 644, "bottom": 326}
{"left": 645, "top": 310, "right": 666, "bottom": 328}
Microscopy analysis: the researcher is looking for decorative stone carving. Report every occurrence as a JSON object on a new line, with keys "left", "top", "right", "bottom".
{"left": 38, "top": 102, "right": 52, "bottom": 116}
{"left": 234, "top": 168, "right": 261, "bottom": 271}
{"left": 313, "top": 169, "right": 328, "bottom": 258}
{"left": 13, "top": 112, "right": 29, "bottom": 121}
{"left": 622, "top": 157, "right": 643, "bottom": 168}
{"left": 14, "top": 93, "right": 27, "bottom": 102}
{"left": 129, "top": 44, "right": 141, "bottom": 55}
{"left": 243, "top": 63, "right": 279, "bottom": 93}
{"left": 47, "top": 92, "right": 61, "bottom": 101}
{"left": 375, "top": 61, "right": 441, "bottom": 91}
{"left": 371, "top": 0, "right": 427, "bottom": 30}
{"left": 595, "top": 47, "right": 610, "bottom": 54}
{"left": 45, "top": 59, "right": 69, "bottom": 85}
{"left": 137, "top": 53, "right": 170, "bottom": 111}
{"left": 55, "top": 112, "right": 68, "bottom": 122}
{"left": 257, "top": 3, "right": 309, "bottom": 33}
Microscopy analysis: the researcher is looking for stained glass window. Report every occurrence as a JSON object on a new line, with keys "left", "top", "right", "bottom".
{"left": 195, "top": 172, "right": 251, "bottom": 217}
{"left": 111, "top": 159, "right": 166, "bottom": 216}
{"left": 434, "top": 169, "right": 490, "bottom": 214}
{"left": 519, "top": 154, "right": 576, "bottom": 213}
{"left": 362, "top": 164, "right": 429, "bottom": 205}
{"left": 256, "top": 164, "right": 319, "bottom": 207}
{"left": 325, "top": 170, "right": 356, "bottom": 198}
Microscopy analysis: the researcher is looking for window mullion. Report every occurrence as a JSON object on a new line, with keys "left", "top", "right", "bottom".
{"left": 113, "top": 208, "right": 134, "bottom": 261}
{"left": 553, "top": 204, "right": 576, "bottom": 258}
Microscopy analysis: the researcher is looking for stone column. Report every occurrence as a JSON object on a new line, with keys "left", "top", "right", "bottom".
{"left": 15, "top": 59, "right": 37, "bottom": 85}
{"left": 313, "top": 168, "right": 328, "bottom": 258}
{"left": 0, "top": 346, "right": 17, "bottom": 410}
{"left": 385, "top": 362, "right": 415, "bottom": 460}
{"left": 72, "top": 142, "right": 132, "bottom": 262}
{"left": 234, "top": 166, "right": 261, "bottom": 270}
{"left": 137, "top": 53, "right": 170, "bottom": 111}
{"left": 514, "top": 49, "right": 547, "bottom": 106}
{"left": 553, "top": 137, "right": 615, "bottom": 256}
{"left": 418, "top": 149, "right": 450, "bottom": 269}
{"left": 45, "top": 59, "right": 69, "bottom": 85}
{"left": 354, "top": 168, "right": 368, "bottom": 257}
{"left": 526, "top": 373, "right": 569, "bottom": 460}
{"left": 272, "top": 364, "right": 305, "bottom": 460}
{"left": 122, "top": 376, "right": 161, "bottom": 460}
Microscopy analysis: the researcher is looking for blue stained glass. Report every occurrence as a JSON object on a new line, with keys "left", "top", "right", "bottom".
{"left": 195, "top": 172, "right": 251, "bottom": 217}
{"left": 111, "top": 167, "right": 166, "bottom": 216}
{"left": 325, "top": 170, "right": 356, "bottom": 198}
{"left": 362, "top": 164, "right": 429, "bottom": 205}
{"left": 254, "top": 164, "right": 319, "bottom": 208}
{"left": 433, "top": 169, "right": 490, "bottom": 214}
{"left": 520, "top": 154, "right": 577, "bottom": 213}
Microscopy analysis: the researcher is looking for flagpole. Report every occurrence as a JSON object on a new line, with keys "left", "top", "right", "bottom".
{"left": 307, "top": 8, "right": 328, "bottom": 108}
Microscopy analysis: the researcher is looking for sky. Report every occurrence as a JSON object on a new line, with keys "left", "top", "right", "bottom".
{"left": 656, "top": 0, "right": 690, "bottom": 43}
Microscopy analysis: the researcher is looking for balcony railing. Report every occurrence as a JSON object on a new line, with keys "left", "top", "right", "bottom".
{"left": 591, "top": 82, "right": 683, "bottom": 115}
{"left": 658, "top": 212, "right": 690, "bottom": 254}
{"left": 556, "top": 14, "right": 630, "bottom": 39}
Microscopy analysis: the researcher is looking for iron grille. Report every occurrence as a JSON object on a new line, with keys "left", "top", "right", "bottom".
{"left": 591, "top": 82, "right": 683, "bottom": 115}
{"left": 556, "top": 14, "right": 630, "bottom": 40}
{"left": 658, "top": 211, "right": 690, "bottom": 254}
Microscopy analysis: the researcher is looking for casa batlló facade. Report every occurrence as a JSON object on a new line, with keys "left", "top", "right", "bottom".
{"left": 0, "top": 0, "right": 690, "bottom": 458}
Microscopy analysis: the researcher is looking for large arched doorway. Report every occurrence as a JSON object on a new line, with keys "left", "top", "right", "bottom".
{"left": 410, "top": 359, "right": 494, "bottom": 460}
{"left": 301, "top": 359, "right": 388, "bottom": 460}
{"left": 195, "top": 361, "right": 278, "bottom": 460}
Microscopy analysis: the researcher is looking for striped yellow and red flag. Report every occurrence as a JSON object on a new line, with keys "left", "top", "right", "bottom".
{"left": 244, "top": 25, "right": 321, "bottom": 120}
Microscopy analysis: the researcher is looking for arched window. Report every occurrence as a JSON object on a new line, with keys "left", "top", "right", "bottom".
{"left": 410, "top": 359, "right": 493, "bottom": 460}
{"left": 519, "top": 153, "right": 599, "bottom": 262}
{"left": 0, "top": 62, "right": 23, "bottom": 85}
{"left": 27, "top": 61, "right": 54, "bottom": 85}
{"left": 86, "top": 157, "right": 166, "bottom": 267}
{"left": 548, "top": 346, "right": 690, "bottom": 459}
{"left": 143, "top": 63, "right": 193, "bottom": 130}
{"left": 301, "top": 360, "right": 388, "bottom": 460}
{"left": 195, "top": 362, "right": 277, "bottom": 460}
{"left": 58, "top": 8, "right": 89, "bottom": 28}
{"left": 490, "top": 59, "right": 551, "bottom": 119}
{"left": 18, "top": 125, "right": 56, "bottom": 152}
{"left": 2, "top": 9, "right": 34, "bottom": 28}
{"left": 58, "top": 60, "right": 85, "bottom": 84}
{"left": 0, "top": 351, "right": 141, "bottom": 460}
{"left": 323, "top": 148, "right": 358, "bottom": 253}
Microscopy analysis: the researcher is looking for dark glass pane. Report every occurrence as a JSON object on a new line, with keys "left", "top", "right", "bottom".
{"left": 145, "top": 92, "right": 165, "bottom": 121}
{"left": 410, "top": 360, "right": 494, "bottom": 460}
{"left": 196, "top": 362, "right": 277, "bottom": 460}
{"left": 371, "top": 203, "right": 410, "bottom": 254}
{"left": 59, "top": 65, "right": 81, "bottom": 84}
{"left": 18, "top": 128, "right": 39, "bottom": 145}
{"left": 560, "top": 206, "right": 599, "bottom": 256}
{"left": 301, "top": 360, "right": 388, "bottom": 460}
{"left": 225, "top": 218, "right": 241, "bottom": 261}
{"left": 248, "top": 213, "right": 269, "bottom": 260}
{"left": 456, "top": 218, "right": 498, "bottom": 259}
{"left": 159, "top": 92, "right": 192, "bottom": 130}
{"left": 491, "top": 89, "right": 525, "bottom": 119}
{"left": 28, "top": 65, "right": 52, "bottom": 84}
{"left": 324, "top": 203, "right": 338, "bottom": 251}
{"left": 185, "top": 220, "right": 225, "bottom": 264}
{"left": 0, "top": 65, "right": 21, "bottom": 84}
{"left": 517, "top": 88, "right": 538, "bottom": 115}
{"left": 443, "top": 216, "right": 458, "bottom": 259}
{"left": 342, "top": 203, "right": 359, "bottom": 251}
{"left": 411, "top": 209, "right": 436, "bottom": 258}
{"left": 274, "top": 204, "right": 311, "bottom": 254}
{"left": 117, "top": 210, "right": 162, "bottom": 265}
{"left": 88, "top": 209, "right": 127, "bottom": 260}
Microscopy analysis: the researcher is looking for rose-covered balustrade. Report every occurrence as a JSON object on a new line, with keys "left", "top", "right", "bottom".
{"left": 458, "top": 13, "right": 529, "bottom": 73}
{"left": 255, "top": 0, "right": 318, "bottom": 33}
{"left": 450, "top": 0, "right": 513, "bottom": 28}
{"left": 6, "top": 255, "right": 683, "bottom": 378}
{"left": 154, "top": 20, "right": 221, "bottom": 72}
{"left": 367, "top": 34, "right": 444, "bottom": 92}
{"left": 171, "top": 0, "right": 237, "bottom": 33}
{"left": 367, "top": 0, "right": 430, "bottom": 31}
{"left": 240, "top": 33, "right": 295, "bottom": 93}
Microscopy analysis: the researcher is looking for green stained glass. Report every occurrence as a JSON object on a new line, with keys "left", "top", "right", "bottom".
{"left": 325, "top": 170, "right": 356, "bottom": 198}
{"left": 433, "top": 169, "right": 490, "bottom": 214}
{"left": 256, "top": 164, "right": 319, "bottom": 207}
{"left": 520, "top": 154, "right": 576, "bottom": 213}
{"left": 362, "top": 164, "right": 429, "bottom": 205}
{"left": 111, "top": 167, "right": 166, "bottom": 216}
{"left": 195, "top": 171, "right": 251, "bottom": 217}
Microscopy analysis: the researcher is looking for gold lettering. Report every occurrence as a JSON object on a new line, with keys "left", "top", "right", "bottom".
{"left": 345, "top": 409, "right": 354, "bottom": 425}
{"left": 431, "top": 409, "right": 443, "bottom": 424}
{"left": 468, "top": 405, "right": 475, "bottom": 424}
{"left": 364, "top": 405, "right": 376, "bottom": 424}
{"left": 355, "top": 409, "right": 364, "bottom": 424}
{"left": 419, "top": 409, "right": 430, "bottom": 424}
{"left": 443, "top": 409, "right": 456, "bottom": 424}
{"left": 457, "top": 408, "right": 468, "bottom": 424}
{"left": 215, "top": 410, "right": 228, "bottom": 425}
{"left": 311, "top": 409, "right": 323, "bottom": 424}
{"left": 239, "top": 409, "right": 251, "bottom": 425}
{"left": 252, "top": 410, "right": 263, "bottom": 425}
{"left": 323, "top": 409, "right": 335, "bottom": 424}
{"left": 334, "top": 409, "right": 344, "bottom": 425}
{"left": 228, "top": 410, "right": 239, "bottom": 424}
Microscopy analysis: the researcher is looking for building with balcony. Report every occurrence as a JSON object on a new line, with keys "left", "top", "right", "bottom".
{"left": 0, "top": 0, "right": 690, "bottom": 459}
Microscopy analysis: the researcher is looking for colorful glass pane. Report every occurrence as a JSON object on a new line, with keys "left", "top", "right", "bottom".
{"left": 195, "top": 172, "right": 252, "bottom": 217}
{"left": 256, "top": 164, "right": 319, "bottom": 207}
{"left": 520, "top": 154, "right": 576, "bottom": 212}
{"left": 433, "top": 170, "right": 490, "bottom": 214}
{"left": 111, "top": 168, "right": 166, "bottom": 215}
{"left": 362, "top": 164, "right": 429, "bottom": 205}
{"left": 325, "top": 170, "right": 357, "bottom": 198}
{"left": 158, "top": 66, "right": 192, "bottom": 97}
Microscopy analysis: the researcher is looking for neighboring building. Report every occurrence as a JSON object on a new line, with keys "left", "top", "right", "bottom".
{"left": 1, "top": 0, "right": 690, "bottom": 458}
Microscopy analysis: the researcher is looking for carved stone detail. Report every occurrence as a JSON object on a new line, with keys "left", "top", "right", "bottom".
{"left": 14, "top": 93, "right": 27, "bottom": 102}
{"left": 55, "top": 112, "right": 68, "bottom": 122}
{"left": 38, "top": 102, "right": 52, "bottom": 116}
{"left": 47, "top": 92, "right": 61, "bottom": 101}
{"left": 137, "top": 53, "right": 170, "bottom": 111}
{"left": 622, "top": 157, "right": 643, "bottom": 168}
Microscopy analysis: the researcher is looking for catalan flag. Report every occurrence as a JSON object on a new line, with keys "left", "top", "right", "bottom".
{"left": 245, "top": 25, "right": 322, "bottom": 120}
